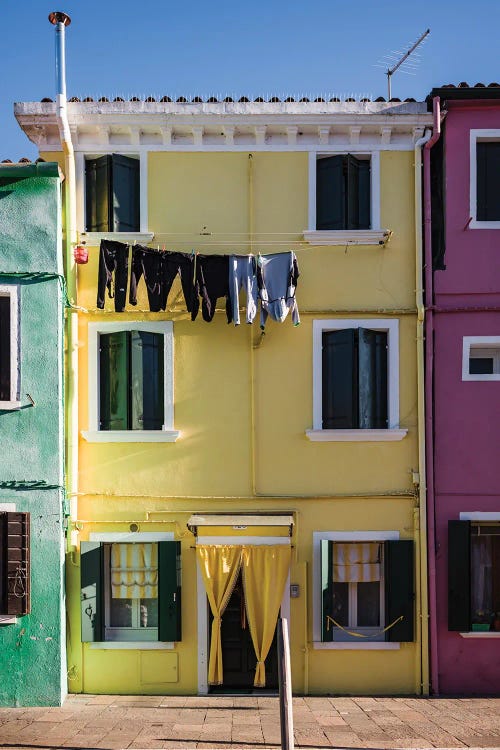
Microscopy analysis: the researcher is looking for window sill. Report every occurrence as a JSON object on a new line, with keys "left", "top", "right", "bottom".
{"left": 303, "top": 229, "right": 391, "bottom": 246}
{"left": 79, "top": 231, "right": 154, "bottom": 246}
{"left": 0, "top": 401, "right": 21, "bottom": 411}
{"left": 89, "top": 641, "right": 174, "bottom": 650}
{"left": 306, "top": 429, "right": 408, "bottom": 442}
{"left": 81, "top": 430, "right": 180, "bottom": 443}
{"left": 459, "top": 631, "right": 500, "bottom": 638}
{"left": 468, "top": 220, "right": 500, "bottom": 230}
{"left": 312, "top": 641, "right": 400, "bottom": 650}
{"left": 0, "top": 615, "right": 17, "bottom": 625}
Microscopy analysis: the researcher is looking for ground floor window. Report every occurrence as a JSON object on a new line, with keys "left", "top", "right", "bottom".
{"left": 320, "top": 537, "right": 414, "bottom": 643}
{"left": 80, "top": 539, "right": 181, "bottom": 643}
{"left": 449, "top": 520, "right": 500, "bottom": 631}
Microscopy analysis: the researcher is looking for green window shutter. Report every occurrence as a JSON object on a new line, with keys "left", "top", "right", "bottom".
{"left": 85, "top": 155, "right": 111, "bottom": 232}
{"left": 384, "top": 540, "right": 414, "bottom": 642}
{"left": 448, "top": 520, "right": 471, "bottom": 632}
{"left": 321, "top": 539, "right": 334, "bottom": 641}
{"left": 0, "top": 296, "right": 11, "bottom": 402}
{"left": 111, "top": 154, "right": 140, "bottom": 232}
{"left": 80, "top": 542, "right": 104, "bottom": 642}
{"left": 99, "top": 331, "right": 130, "bottom": 430}
{"left": 130, "top": 331, "right": 164, "bottom": 431}
{"left": 346, "top": 155, "right": 371, "bottom": 230}
{"left": 316, "top": 156, "right": 345, "bottom": 230}
{"left": 1, "top": 512, "right": 31, "bottom": 616}
{"left": 358, "top": 329, "right": 388, "bottom": 429}
{"left": 158, "top": 541, "right": 182, "bottom": 642}
{"left": 322, "top": 329, "right": 358, "bottom": 429}
{"left": 477, "top": 142, "right": 500, "bottom": 221}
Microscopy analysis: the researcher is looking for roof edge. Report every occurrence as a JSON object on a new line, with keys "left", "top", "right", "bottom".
{"left": 0, "top": 162, "right": 62, "bottom": 179}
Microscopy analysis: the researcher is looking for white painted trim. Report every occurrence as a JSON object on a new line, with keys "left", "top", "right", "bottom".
{"left": 196, "top": 535, "right": 291, "bottom": 695}
{"left": 312, "top": 530, "right": 399, "bottom": 646}
{"left": 81, "top": 430, "right": 180, "bottom": 443}
{"left": 459, "top": 632, "right": 500, "bottom": 638}
{"left": 90, "top": 641, "right": 174, "bottom": 649}
{"left": 469, "top": 129, "right": 500, "bottom": 228}
{"left": 0, "top": 616, "right": 17, "bottom": 625}
{"left": 311, "top": 318, "right": 400, "bottom": 431}
{"left": 303, "top": 229, "right": 389, "bottom": 246}
{"left": 188, "top": 514, "right": 294, "bottom": 528}
{"left": 80, "top": 232, "right": 154, "bottom": 246}
{"left": 89, "top": 532, "right": 175, "bottom": 542}
{"left": 87, "top": 320, "right": 175, "bottom": 434}
{"left": 462, "top": 336, "right": 500, "bottom": 381}
{"left": 312, "top": 641, "right": 400, "bottom": 650}
{"left": 307, "top": 151, "right": 381, "bottom": 232}
{"left": 69, "top": 142, "right": 423, "bottom": 153}
{"left": 0, "top": 285, "right": 20, "bottom": 406}
{"left": 139, "top": 152, "right": 148, "bottom": 234}
{"left": 306, "top": 428, "right": 407, "bottom": 442}
{"left": 459, "top": 512, "right": 500, "bottom": 521}
{"left": 0, "top": 503, "right": 16, "bottom": 512}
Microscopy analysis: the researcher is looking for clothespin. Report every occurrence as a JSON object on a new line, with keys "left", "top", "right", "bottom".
{"left": 133, "top": 239, "right": 137, "bottom": 246}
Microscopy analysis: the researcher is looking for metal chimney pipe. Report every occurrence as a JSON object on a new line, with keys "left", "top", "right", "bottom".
{"left": 49, "top": 12, "right": 71, "bottom": 99}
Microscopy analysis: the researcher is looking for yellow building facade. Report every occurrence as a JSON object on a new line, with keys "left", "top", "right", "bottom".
{"left": 18, "top": 98, "right": 433, "bottom": 695}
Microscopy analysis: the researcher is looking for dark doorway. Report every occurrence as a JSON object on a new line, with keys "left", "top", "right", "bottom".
{"left": 209, "top": 572, "right": 278, "bottom": 692}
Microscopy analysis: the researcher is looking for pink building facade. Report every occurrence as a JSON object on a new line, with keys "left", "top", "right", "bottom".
{"left": 426, "top": 85, "right": 500, "bottom": 695}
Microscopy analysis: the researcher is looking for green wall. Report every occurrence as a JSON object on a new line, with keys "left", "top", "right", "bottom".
{"left": 0, "top": 165, "right": 66, "bottom": 706}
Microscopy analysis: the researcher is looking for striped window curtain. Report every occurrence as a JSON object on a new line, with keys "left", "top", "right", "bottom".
{"left": 332, "top": 542, "right": 381, "bottom": 583}
{"left": 111, "top": 543, "right": 158, "bottom": 599}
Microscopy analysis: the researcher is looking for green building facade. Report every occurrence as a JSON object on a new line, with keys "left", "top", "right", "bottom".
{"left": 0, "top": 162, "right": 66, "bottom": 706}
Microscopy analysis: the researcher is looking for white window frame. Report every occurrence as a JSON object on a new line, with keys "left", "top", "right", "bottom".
{"left": 306, "top": 318, "right": 407, "bottom": 442}
{"left": 462, "top": 336, "right": 500, "bottom": 381}
{"left": 75, "top": 151, "right": 153, "bottom": 244}
{"left": 469, "top": 129, "right": 500, "bottom": 229}
{"left": 304, "top": 151, "right": 387, "bottom": 246}
{"left": 88, "top": 531, "right": 175, "bottom": 649}
{"left": 312, "top": 530, "right": 400, "bottom": 650}
{"left": 82, "top": 320, "right": 179, "bottom": 443}
{"left": 0, "top": 285, "right": 21, "bottom": 410}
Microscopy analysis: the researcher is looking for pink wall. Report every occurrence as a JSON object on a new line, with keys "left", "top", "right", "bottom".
{"left": 432, "top": 101, "right": 500, "bottom": 695}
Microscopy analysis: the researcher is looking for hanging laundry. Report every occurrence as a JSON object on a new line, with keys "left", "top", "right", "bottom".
{"left": 228, "top": 255, "right": 258, "bottom": 325}
{"left": 195, "top": 255, "right": 231, "bottom": 323}
{"left": 129, "top": 247, "right": 197, "bottom": 316}
{"left": 96, "top": 239, "right": 129, "bottom": 312}
{"left": 257, "top": 251, "right": 300, "bottom": 329}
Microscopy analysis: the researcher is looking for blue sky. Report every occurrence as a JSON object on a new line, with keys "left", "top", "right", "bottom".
{"left": 2, "top": 0, "right": 499, "bottom": 160}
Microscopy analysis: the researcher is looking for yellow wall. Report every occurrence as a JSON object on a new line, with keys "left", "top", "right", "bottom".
{"left": 67, "top": 148, "right": 423, "bottom": 695}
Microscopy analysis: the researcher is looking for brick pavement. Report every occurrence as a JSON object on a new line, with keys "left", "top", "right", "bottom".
{"left": 0, "top": 695, "right": 499, "bottom": 750}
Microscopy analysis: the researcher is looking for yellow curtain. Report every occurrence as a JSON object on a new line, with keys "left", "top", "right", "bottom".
{"left": 111, "top": 543, "right": 158, "bottom": 599}
{"left": 242, "top": 545, "right": 291, "bottom": 687}
{"left": 332, "top": 542, "right": 381, "bottom": 583}
{"left": 196, "top": 545, "right": 242, "bottom": 685}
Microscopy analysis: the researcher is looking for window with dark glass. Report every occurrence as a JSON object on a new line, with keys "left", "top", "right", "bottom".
{"left": 0, "top": 296, "right": 11, "bottom": 402}
{"left": 322, "top": 328, "right": 388, "bottom": 429}
{"left": 469, "top": 346, "right": 500, "bottom": 376}
{"left": 477, "top": 142, "right": 500, "bottom": 221}
{"left": 99, "top": 330, "right": 164, "bottom": 431}
{"left": 449, "top": 521, "right": 500, "bottom": 632}
{"left": 316, "top": 154, "right": 370, "bottom": 230}
{"left": 85, "top": 154, "right": 140, "bottom": 232}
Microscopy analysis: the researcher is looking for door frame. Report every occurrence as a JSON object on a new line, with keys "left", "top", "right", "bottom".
{"left": 196, "top": 536, "right": 291, "bottom": 695}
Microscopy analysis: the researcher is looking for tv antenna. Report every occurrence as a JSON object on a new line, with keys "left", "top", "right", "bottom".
{"left": 377, "top": 28, "right": 430, "bottom": 100}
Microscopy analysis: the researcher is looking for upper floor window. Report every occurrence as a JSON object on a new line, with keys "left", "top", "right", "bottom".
{"left": 85, "top": 154, "right": 140, "bottom": 233}
{"left": 477, "top": 142, "right": 500, "bottom": 221}
{"left": 307, "top": 319, "right": 406, "bottom": 441}
{"left": 470, "top": 130, "right": 500, "bottom": 228}
{"left": 83, "top": 321, "right": 179, "bottom": 443}
{"left": 0, "top": 285, "right": 20, "bottom": 409}
{"left": 462, "top": 336, "right": 500, "bottom": 381}
{"left": 316, "top": 154, "right": 371, "bottom": 231}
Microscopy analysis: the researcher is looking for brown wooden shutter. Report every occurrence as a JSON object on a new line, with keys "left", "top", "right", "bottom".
{"left": 1, "top": 512, "right": 31, "bottom": 616}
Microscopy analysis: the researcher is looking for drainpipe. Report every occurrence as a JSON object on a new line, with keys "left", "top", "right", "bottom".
{"left": 414, "top": 126, "right": 431, "bottom": 696}
{"left": 423, "top": 96, "right": 442, "bottom": 696}
{"left": 49, "top": 11, "right": 81, "bottom": 691}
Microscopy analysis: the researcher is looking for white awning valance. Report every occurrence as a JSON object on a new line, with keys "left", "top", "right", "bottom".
{"left": 187, "top": 514, "right": 294, "bottom": 535}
